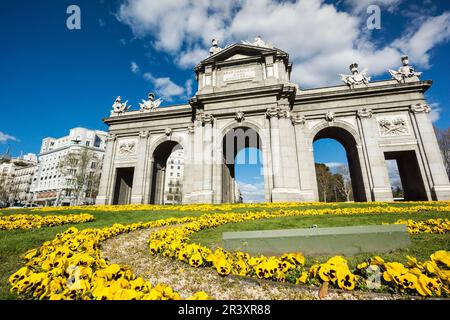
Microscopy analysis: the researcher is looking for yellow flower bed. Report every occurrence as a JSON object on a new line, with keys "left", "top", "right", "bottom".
{"left": 9, "top": 216, "right": 210, "bottom": 300}
{"left": 0, "top": 214, "right": 95, "bottom": 230}
{"left": 27, "top": 201, "right": 450, "bottom": 213}
{"left": 391, "top": 218, "right": 450, "bottom": 234}
{"left": 149, "top": 205, "right": 450, "bottom": 297}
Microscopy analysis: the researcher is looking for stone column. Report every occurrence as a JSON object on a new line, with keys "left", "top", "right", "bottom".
{"left": 292, "top": 114, "right": 317, "bottom": 201}
{"left": 131, "top": 130, "right": 150, "bottom": 204}
{"left": 202, "top": 113, "right": 214, "bottom": 202}
{"left": 278, "top": 108, "right": 301, "bottom": 192}
{"left": 266, "top": 106, "right": 302, "bottom": 202}
{"left": 411, "top": 104, "right": 450, "bottom": 200}
{"left": 266, "top": 106, "right": 283, "bottom": 189}
{"left": 143, "top": 158, "right": 154, "bottom": 204}
{"left": 96, "top": 133, "right": 116, "bottom": 205}
{"left": 188, "top": 112, "right": 216, "bottom": 203}
{"left": 182, "top": 123, "right": 195, "bottom": 203}
{"left": 192, "top": 114, "right": 204, "bottom": 193}
{"left": 358, "top": 110, "right": 393, "bottom": 201}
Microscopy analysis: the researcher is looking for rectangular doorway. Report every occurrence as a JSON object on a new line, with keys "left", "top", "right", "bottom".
{"left": 384, "top": 151, "right": 428, "bottom": 201}
{"left": 112, "top": 167, "right": 134, "bottom": 205}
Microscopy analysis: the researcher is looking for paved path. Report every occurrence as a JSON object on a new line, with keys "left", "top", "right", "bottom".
{"left": 101, "top": 227, "right": 403, "bottom": 300}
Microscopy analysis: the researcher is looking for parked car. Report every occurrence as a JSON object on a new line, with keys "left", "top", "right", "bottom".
{"left": 8, "top": 205, "right": 25, "bottom": 209}
{"left": 24, "top": 203, "right": 42, "bottom": 208}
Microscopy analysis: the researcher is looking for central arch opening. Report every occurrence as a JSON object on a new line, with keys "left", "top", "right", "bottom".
{"left": 313, "top": 126, "right": 367, "bottom": 202}
{"left": 221, "top": 126, "right": 264, "bottom": 203}
{"left": 150, "top": 140, "right": 183, "bottom": 204}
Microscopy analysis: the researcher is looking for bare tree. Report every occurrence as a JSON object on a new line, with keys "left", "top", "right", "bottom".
{"left": 334, "top": 164, "right": 353, "bottom": 202}
{"left": 315, "top": 163, "right": 333, "bottom": 202}
{"left": 435, "top": 126, "right": 450, "bottom": 179}
{"left": 58, "top": 148, "right": 102, "bottom": 205}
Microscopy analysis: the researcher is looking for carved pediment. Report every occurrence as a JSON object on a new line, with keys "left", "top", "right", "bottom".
{"left": 199, "top": 43, "right": 283, "bottom": 65}
{"left": 225, "top": 53, "right": 254, "bottom": 61}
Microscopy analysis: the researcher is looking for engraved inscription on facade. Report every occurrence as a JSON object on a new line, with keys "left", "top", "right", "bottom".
{"left": 223, "top": 66, "right": 256, "bottom": 82}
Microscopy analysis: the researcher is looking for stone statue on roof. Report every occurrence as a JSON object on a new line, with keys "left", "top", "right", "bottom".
{"left": 242, "top": 36, "right": 274, "bottom": 49}
{"left": 112, "top": 96, "right": 131, "bottom": 114}
{"left": 340, "top": 63, "right": 371, "bottom": 88}
{"left": 139, "top": 92, "right": 162, "bottom": 112}
{"left": 209, "top": 39, "right": 222, "bottom": 56}
{"left": 388, "top": 55, "right": 422, "bottom": 83}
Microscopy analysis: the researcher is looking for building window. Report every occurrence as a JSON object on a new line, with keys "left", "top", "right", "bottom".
{"left": 177, "top": 173, "right": 180, "bottom": 177}
{"left": 86, "top": 141, "right": 90, "bottom": 147}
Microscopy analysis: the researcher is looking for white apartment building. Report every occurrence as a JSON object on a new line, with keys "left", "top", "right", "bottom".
{"left": 31, "top": 127, "right": 107, "bottom": 206}
{"left": 0, "top": 153, "right": 37, "bottom": 205}
{"left": 11, "top": 162, "right": 37, "bottom": 203}
{"left": 164, "top": 149, "right": 184, "bottom": 204}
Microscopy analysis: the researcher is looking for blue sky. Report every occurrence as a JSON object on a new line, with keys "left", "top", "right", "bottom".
{"left": 1, "top": 0, "right": 450, "bottom": 202}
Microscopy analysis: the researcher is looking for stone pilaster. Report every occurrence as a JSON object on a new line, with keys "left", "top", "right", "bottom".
{"left": 292, "top": 113, "right": 317, "bottom": 201}
{"left": 182, "top": 123, "right": 195, "bottom": 203}
{"left": 130, "top": 130, "right": 150, "bottom": 204}
{"left": 202, "top": 113, "right": 214, "bottom": 202}
{"left": 96, "top": 133, "right": 116, "bottom": 205}
{"left": 410, "top": 104, "right": 450, "bottom": 200}
{"left": 187, "top": 112, "right": 214, "bottom": 203}
{"left": 266, "top": 106, "right": 282, "bottom": 188}
{"left": 358, "top": 111, "right": 393, "bottom": 201}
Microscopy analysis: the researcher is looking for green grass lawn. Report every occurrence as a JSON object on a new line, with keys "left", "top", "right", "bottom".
{"left": 190, "top": 210, "right": 450, "bottom": 269}
{"left": 0, "top": 202, "right": 449, "bottom": 300}
{"left": 0, "top": 208, "right": 207, "bottom": 300}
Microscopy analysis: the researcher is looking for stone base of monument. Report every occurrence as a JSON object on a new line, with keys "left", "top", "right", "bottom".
{"left": 271, "top": 188, "right": 302, "bottom": 202}
{"left": 222, "top": 224, "right": 410, "bottom": 256}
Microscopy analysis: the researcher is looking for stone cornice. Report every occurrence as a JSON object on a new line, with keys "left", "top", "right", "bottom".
{"left": 194, "top": 84, "right": 284, "bottom": 105}
{"left": 294, "top": 80, "right": 432, "bottom": 106}
{"left": 103, "top": 105, "right": 192, "bottom": 126}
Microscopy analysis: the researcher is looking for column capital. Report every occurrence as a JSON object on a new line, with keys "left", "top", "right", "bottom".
{"left": 202, "top": 113, "right": 214, "bottom": 125}
{"left": 106, "top": 133, "right": 117, "bottom": 142}
{"left": 139, "top": 130, "right": 150, "bottom": 138}
{"left": 265, "top": 106, "right": 280, "bottom": 118}
{"left": 410, "top": 103, "right": 431, "bottom": 114}
{"left": 357, "top": 108, "right": 373, "bottom": 119}
{"left": 278, "top": 109, "right": 290, "bottom": 119}
{"left": 187, "top": 123, "right": 195, "bottom": 134}
{"left": 291, "top": 113, "right": 306, "bottom": 125}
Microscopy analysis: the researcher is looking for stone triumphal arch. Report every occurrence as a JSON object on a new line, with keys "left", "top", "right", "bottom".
{"left": 96, "top": 38, "right": 450, "bottom": 205}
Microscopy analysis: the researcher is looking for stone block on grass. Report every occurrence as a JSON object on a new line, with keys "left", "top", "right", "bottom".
{"left": 222, "top": 224, "right": 410, "bottom": 256}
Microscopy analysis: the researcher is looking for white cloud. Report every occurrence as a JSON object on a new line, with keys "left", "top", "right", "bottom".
{"left": 325, "top": 162, "right": 345, "bottom": 169}
{"left": 143, "top": 72, "right": 185, "bottom": 100}
{"left": 237, "top": 181, "right": 265, "bottom": 203}
{"left": 185, "top": 79, "right": 193, "bottom": 98}
{"left": 176, "top": 47, "right": 209, "bottom": 68}
{"left": 344, "top": 0, "right": 402, "bottom": 13}
{"left": 117, "top": 0, "right": 450, "bottom": 87}
{"left": 429, "top": 103, "right": 442, "bottom": 122}
{"left": 392, "top": 12, "right": 450, "bottom": 67}
{"left": 0, "top": 131, "right": 18, "bottom": 144}
{"left": 386, "top": 159, "right": 401, "bottom": 188}
{"left": 130, "top": 61, "right": 140, "bottom": 74}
